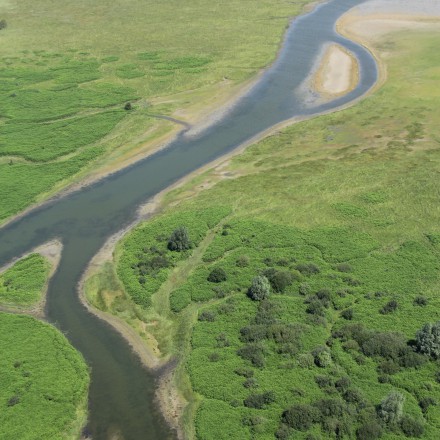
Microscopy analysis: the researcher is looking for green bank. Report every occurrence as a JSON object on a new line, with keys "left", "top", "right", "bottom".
{"left": 0, "top": 254, "right": 89, "bottom": 439}
{"left": 86, "top": 23, "right": 440, "bottom": 440}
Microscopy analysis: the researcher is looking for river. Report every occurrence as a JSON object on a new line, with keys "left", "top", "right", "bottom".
{"left": 0, "top": 0, "right": 377, "bottom": 438}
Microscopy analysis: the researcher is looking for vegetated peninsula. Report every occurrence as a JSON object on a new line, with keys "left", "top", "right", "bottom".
{"left": 0, "top": 249, "right": 89, "bottom": 439}
{"left": 83, "top": 1, "right": 440, "bottom": 439}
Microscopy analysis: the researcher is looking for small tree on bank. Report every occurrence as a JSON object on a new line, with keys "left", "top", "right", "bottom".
{"left": 416, "top": 321, "right": 440, "bottom": 359}
{"left": 248, "top": 276, "right": 271, "bottom": 301}
{"left": 378, "top": 391, "right": 405, "bottom": 426}
{"left": 167, "top": 226, "right": 191, "bottom": 252}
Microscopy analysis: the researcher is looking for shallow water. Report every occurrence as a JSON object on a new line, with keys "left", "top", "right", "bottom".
{"left": 0, "top": 1, "right": 377, "bottom": 439}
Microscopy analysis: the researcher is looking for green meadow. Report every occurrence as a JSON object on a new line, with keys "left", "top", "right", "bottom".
{"left": 0, "top": 313, "right": 89, "bottom": 440}
{"left": 0, "top": 255, "right": 89, "bottom": 439}
{"left": 85, "top": 26, "right": 440, "bottom": 439}
{"left": 0, "top": 0, "right": 311, "bottom": 224}
{"left": 0, "top": 254, "right": 50, "bottom": 308}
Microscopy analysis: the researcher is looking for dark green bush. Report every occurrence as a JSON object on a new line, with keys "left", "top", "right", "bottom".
{"left": 207, "top": 267, "right": 227, "bottom": 283}
{"left": 356, "top": 421, "right": 382, "bottom": 440}
{"left": 243, "top": 391, "right": 275, "bottom": 409}
{"left": 295, "top": 263, "right": 320, "bottom": 275}
{"left": 282, "top": 404, "right": 319, "bottom": 431}
{"left": 380, "top": 300, "right": 398, "bottom": 314}
{"left": 413, "top": 296, "right": 428, "bottom": 306}
{"left": 198, "top": 310, "right": 215, "bottom": 322}
{"left": 237, "top": 343, "right": 265, "bottom": 367}
{"left": 400, "top": 415, "right": 424, "bottom": 438}
{"left": 167, "top": 226, "right": 192, "bottom": 251}
{"left": 239, "top": 325, "right": 267, "bottom": 343}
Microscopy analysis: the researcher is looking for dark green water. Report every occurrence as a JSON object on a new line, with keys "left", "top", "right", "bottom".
{"left": 0, "top": 0, "right": 377, "bottom": 439}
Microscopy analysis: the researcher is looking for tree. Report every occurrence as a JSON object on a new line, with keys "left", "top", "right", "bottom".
{"left": 416, "top": 321, "right": 440, "bottom": 358}
{"left": 167, "top": 226, "right": 191, "bottom": 251}
{"left": 0, "top": 20, "right": 7, "bottom": 30}
{"left": 248, "top": 275, "right": 270, "bottom": 301}
{"left": 378, "top": 391, "right": 405, "bottom": 425}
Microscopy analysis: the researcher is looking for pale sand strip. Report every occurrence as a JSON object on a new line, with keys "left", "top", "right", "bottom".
{"left": 313, "top": 43, "right": 359, "bottom": 97}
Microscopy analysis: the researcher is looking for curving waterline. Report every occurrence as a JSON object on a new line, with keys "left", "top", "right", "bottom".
{"left": 0, "top": 1, "right": 377, "bottom": 439}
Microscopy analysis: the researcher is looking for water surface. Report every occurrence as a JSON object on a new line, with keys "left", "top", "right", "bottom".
{"left": 0, "top": 0, "right": 377, "bottom": 438}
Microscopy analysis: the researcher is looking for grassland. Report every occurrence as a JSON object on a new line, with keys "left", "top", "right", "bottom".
{"left": 0, "top": 313, "right": 89, "bottom": 440}
{"left": 0, "top": 0, "right": 312, "bottom": 225}
{"left": 84, "top": 22, "right": 440, "bottom": 440}
{"left": 0, "top": 248, "right": 89, "bottom": 439}
{"left": 0, "top": 253, "right": 50, "bottom": 309}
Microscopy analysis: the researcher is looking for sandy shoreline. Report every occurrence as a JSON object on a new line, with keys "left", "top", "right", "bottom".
{"left": 0, "top": 239, "right": 63, "bottom": 319}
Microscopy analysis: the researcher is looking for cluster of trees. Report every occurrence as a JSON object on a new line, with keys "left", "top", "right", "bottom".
{"left": 277, "top": 390, "right": 424, "bottom": 440}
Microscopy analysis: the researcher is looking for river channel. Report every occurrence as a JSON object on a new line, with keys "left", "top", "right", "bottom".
{"left": 0, "top": 0, "right": 377, "bottom": 438}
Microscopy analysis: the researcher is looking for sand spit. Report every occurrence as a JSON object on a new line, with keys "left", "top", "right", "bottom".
{"left": 313, "top": 43, "right": 359, "bottom": 98}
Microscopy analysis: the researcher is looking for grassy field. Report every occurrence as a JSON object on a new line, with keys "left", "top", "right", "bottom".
{"left": 0, "top": 252, "right": 89, "bottom": 439}
{"left": 0, "top": 253, "right": 50, "bottom": 308}
{"left": 0, "top": 0, "right": 312, "bottom": 225}
{"left": 0, "top": 313, "right": 89, "bottom": 440}
{"left": 85, "top": 25, "right": 440, "bottom": 440}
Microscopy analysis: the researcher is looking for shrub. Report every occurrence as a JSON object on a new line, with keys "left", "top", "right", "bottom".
{"left": 254, "top": 300, "right": 279, "bottom": 324}
{"left": 215, "top": 333, "right": 230, "bottom": 348}
{"left": 239, "top": 325, "right": 267, "bottom": 343}
{"left": 237, "top": 344, "right": 266, "bottom": 367}
{"left": 299, "top": 283, "right": 311, "bottom": 295}
{"left": 262, "top": 269, "right": 294, "bottom": 293}
{"left": 244, "top": 391, "right": 275, "bottom": 409}
{"left": 198, "top": 310, "right": 215, "bottom": 322}
{"left": 419, "top": 397, "right": 436, "bottom": 414}
{"left": 7, "top": 395, "right": 20, "bottom": 407}
{"left": 400, "top": 415, "right": 424, "bottom": 437}
{"left": 413, "top": 296, "right": 428, "bottom": 306}
{"left": 335, "top": 377, "right": 351, "bottom": 392}
{"left": 341, "top": 308, "right": 354, "bottom": 320}
{"left": 312, "top": 347, "right": 332, "bottom": 367}
{"left": 167, "top": 226, "right": 192, "bottom": 251}
{"left": 248, "top": 276, "right": 271, "bottom": 301}
{"left": 380, "top": 300, "right": 398, "bottom": 314}
{"left": 297, "top": 353, "right": 314, "bottom": 368}
{"left": 207, "top": 267, "right": 227, "bottom": 283}
{"left": 306, "top": 298, "right": 326, "bottom": 316}
{"left": 234, "top": 367, "right": 254, "bottom": 378}
{"left": 335, "top": 263, "right": 352, "bottom": 273}
{"left": 243, "top": 378, "right": 258, "bottom": 388}
{"left": 377, "top": 360, "right": 399, "bottom": 375}
{"left": 416, "top": 321, "right": 440, "bottom": 358}
{"left": 377, "top": 391, "right": 405, "bottom": 425}
{"left": 275, "top": 425, "right": 290, "bottom": 440}
{"left": 398, "top": 348, "right": 426, "bottom": 369}
{"left": 282, "top": 404, "right": 319, "bottom": 431}
{"left": 356, "top": 421, "right": 382, "bottom": 440}
{"left": 295, "top": 263, "right": 320, "bottom": 275}
{"left": 208, "top": 352, "right": 220, "bottom": 362}
{"left": 236, "top": 255, "right": 250, "bottom": 267}
{"left": 361, "top": 332, "right": 406, "bottom": 360}
{"left": 0, "top": 20, "right": 6, "bottom": 30}
{"left": 314, "top": 398, "right": 347, "bottom": 418}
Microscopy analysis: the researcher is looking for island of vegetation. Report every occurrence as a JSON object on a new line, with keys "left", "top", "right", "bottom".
{"left": 83, "top": 2, "right": 440, "bottom": 439}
